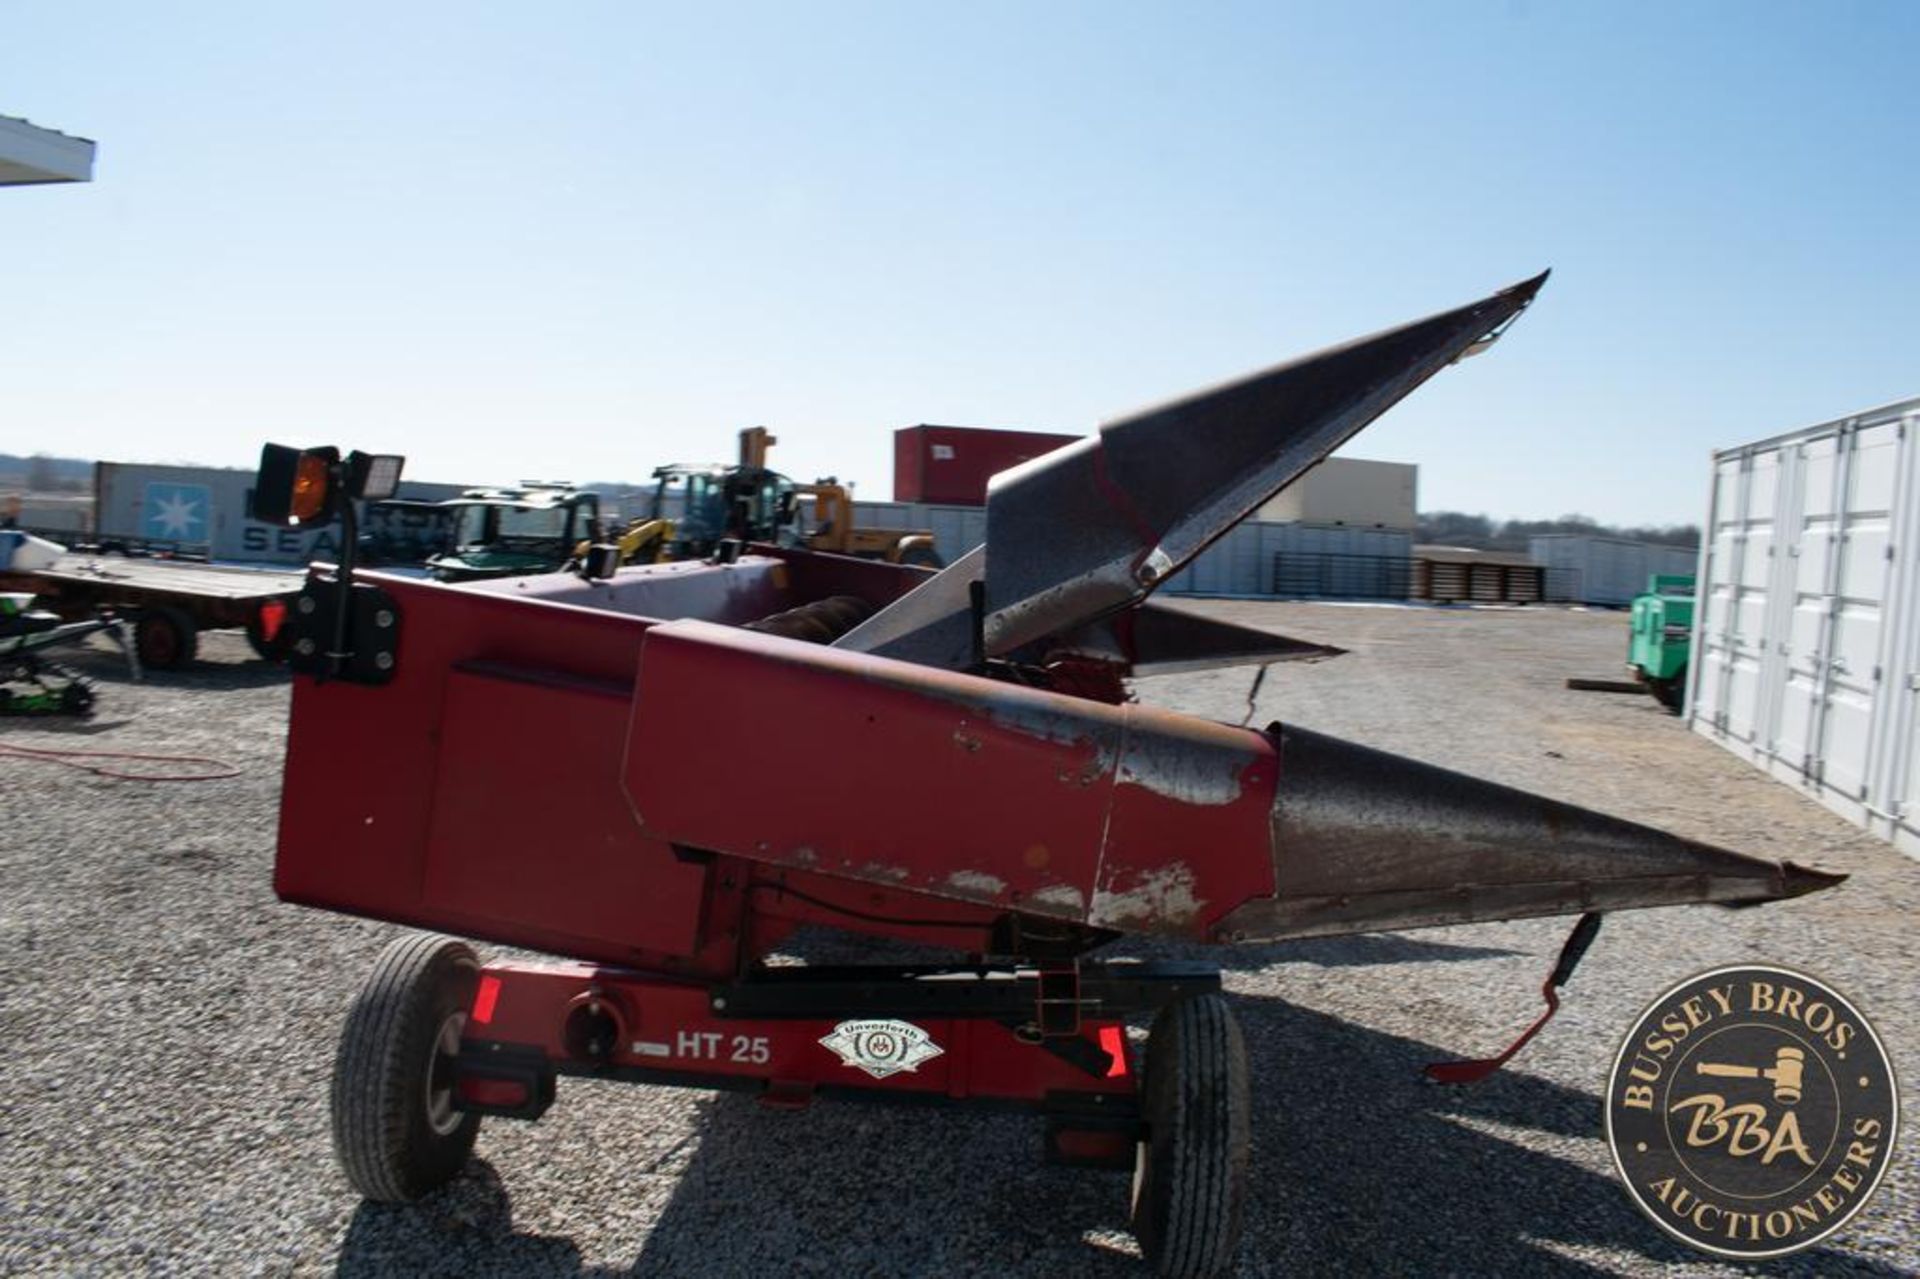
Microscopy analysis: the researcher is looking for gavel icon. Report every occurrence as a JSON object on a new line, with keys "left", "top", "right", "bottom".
{"left": 1696, "top": 1045, "right": 1805, "bottom": 1104}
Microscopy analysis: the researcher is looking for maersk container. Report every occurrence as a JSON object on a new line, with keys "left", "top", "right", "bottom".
{"left": 893, "top": 426, "right": 1081, "bottom": 506}
{"left": 94, "top": 462, "right": 469, "bottom": 565}
{"left": 1688, "top": 396, "right": 1920, "bottom": 858}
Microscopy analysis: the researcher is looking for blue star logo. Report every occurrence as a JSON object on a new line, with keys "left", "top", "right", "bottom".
{"left": 144, "top": 483, "right": 211, "bottom": 541}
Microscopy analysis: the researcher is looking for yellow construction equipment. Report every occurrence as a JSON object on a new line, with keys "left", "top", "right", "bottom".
{"left": 587, "top": 428, "right": 941, "bottom": 569}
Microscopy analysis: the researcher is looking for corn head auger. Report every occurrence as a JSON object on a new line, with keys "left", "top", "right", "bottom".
{"left": 260, "top": 273, "right": 1840, "bottom": 1275}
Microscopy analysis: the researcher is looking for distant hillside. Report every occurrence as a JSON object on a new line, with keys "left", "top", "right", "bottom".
{"left": 1419, "top": 510, "right": 1699, "bottom": 551}
{"left": 0, "top": 453, "right": 92, "bottom": 491}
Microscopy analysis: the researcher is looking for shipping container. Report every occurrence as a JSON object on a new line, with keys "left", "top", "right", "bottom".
{"left": 1160, "top": 523, "right": 1412, "bottom": 597}
{"left": 11, "top": 493, "right": 92, "bottom": 534}
{"left": 1527, "top": 534, "right": 1700, "bottom": 606}
{"left": 893, "top": 426, "right": 1081, "bottom": 506}
{"left": 850, "top": 500, "right": 989, "bottom": 565}
{"left": 1688, "top": 396, "right": 1920, "bottom": 857}
{"left": 93, "top": 462, "right": 470, "bottom": 565}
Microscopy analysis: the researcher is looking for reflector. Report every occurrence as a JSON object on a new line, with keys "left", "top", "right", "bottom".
{"left": 251, "top": 444, "right": 340, "bottom": 527}
{"left": 471, "top": 974, "right": 501, "bottom": 1025}
{"left": 456, "top": 1075, "right": 529, "bottom": 1109}
{"left": 291, "top": 455, "right": 331, "bottom": 522}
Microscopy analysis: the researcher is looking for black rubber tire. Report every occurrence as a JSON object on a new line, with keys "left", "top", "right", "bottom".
{"left": 134, "top": 607, "right": 198, "bottom": 670}
{"left": 897, "top": 543, "right": 944, "bottom": 570}
{"left": 1131, "top": 994, "right": 1251, "bottom": 1278}
{"left": 1649, "top": 665, "right": 1687, "bottom": 714}
{"left": 57, "top": 676, "right": 97, "bottom": 717}
{"left": 332, "top": 934, "right": 483, "bottom": 1202}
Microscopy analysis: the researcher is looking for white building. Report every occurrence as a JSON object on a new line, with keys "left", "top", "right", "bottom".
{"left": 1253, "top": 457, "right": 1416, "bottom": 530}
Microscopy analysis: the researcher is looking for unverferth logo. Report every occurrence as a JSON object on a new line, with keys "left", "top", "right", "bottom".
{"left": 1605, "top": 965, "right": 1898, "bottom": 1258}
{"left": 819, "top": 1019, "right": 944, "bottom": 1080}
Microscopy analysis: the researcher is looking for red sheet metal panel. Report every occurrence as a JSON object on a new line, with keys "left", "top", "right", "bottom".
{"left": 625, "top": 620, "right": 1278, "bottom": 939}
{"left": 275, "top": 571, "right": 694, "bottom": 964}
{"left": 421, "top": 665, "right": 708, "bottom": 957}
{"left": 1093, "top": 706, "right": 1278, "bottom": 935}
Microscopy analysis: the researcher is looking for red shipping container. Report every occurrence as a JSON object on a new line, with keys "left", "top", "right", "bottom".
{"left": 893, "top": 425, "right": 1081, "bottom": 506}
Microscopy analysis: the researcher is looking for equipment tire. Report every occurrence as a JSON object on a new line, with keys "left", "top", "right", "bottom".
{"left": 898, "top": 543, "right": 944, "bottom": 569}
{"left": 1131, "top": 994, "right": 1251, "bottom": 1277}
{"left": 57, "top": 674, "right": 97, "bottom": 717}
{"left": 332, "top": 934, "right": 482, "bottom": 1202}
{"left": 134, "top": 607, "right": 198, "bottom": 670}
{"left": 1650, "top": 666, "right": 1686, "bottom": 714}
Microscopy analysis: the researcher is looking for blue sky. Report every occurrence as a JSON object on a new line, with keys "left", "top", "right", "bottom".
{"left": 4, "top": 2, "right": 1915, "bottom": 525}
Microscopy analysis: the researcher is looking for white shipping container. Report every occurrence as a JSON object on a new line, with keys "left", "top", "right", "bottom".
{"left": 1687, "top": 396, "right": 1920, "bottom": 858}
{"left": 851, "top": 500, "right": 988, "bottom": 565}
{"left": 1160, "top": 522, "right": 1412, "bottom": 597}
{"left": 1527, "top": 533, "right": 1700, "bottom": 606}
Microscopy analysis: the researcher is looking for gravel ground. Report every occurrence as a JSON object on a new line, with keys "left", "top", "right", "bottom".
{"left": 1, "top": 604, "right": 1914, "bottom": 1277}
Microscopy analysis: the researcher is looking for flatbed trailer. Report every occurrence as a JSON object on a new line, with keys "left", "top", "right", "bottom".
{"left": 0, "top": 553, "right": 306, "bottom": 668}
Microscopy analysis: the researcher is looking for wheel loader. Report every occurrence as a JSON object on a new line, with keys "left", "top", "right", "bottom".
{"left": 605, "top": 427, "right": 941, "bottom": 567}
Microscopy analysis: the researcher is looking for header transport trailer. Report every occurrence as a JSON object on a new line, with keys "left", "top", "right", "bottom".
{"left": 257, "top": 276, "right": 1839, "bottom": 1277}
{"left": 0, "top": 535, "right": 304, "bottom": 668}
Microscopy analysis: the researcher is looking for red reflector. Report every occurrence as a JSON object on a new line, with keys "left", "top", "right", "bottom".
{"left": 457, "top": 1075, "right": 529, "bottom": 1109}
{"left": 1053, "top": 1128, "right": 1133, "bottom": 1161}
{"left": 471, "top": 974, "right": 501, "bottom": 1025}
{"left": 1099, "top": 1025, "right": 1128, "bottom": 1077}
{"left": 258, "top": 599, "right": 287, "bottom": 643}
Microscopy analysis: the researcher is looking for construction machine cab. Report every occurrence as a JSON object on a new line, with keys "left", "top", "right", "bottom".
{"left": 426, "top": 484, "right": 602, "bottom": 582}
{"left": 650, "top": 462, "right": 796, "bottom": 560}
{"left": 644, "top": 426, "right": 937, "bottom": 566}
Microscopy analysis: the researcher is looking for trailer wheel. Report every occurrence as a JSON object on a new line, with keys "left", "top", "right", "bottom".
{"left": 1649, "top": 666, "right": 1686, "bottom": 714}
{"left": 1130, "top": 994, "right": 1250, "bottom": 1278}
{"left": 332, "top": 934, "right": 483, "bottom": 1202}
{"left": 134, "top": 607, "right": 198, "bottom": 670}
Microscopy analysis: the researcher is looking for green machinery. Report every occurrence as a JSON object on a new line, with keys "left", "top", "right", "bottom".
{"left": 0, "top": 592, "right": 136, "bottom": 716}
{"left": 1627, "top": 573, "right": 1694, "bottom": 712}
{"left": 423, "top": 485, "right": 603, "bottom": 582}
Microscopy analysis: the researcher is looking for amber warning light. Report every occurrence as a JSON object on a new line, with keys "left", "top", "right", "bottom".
{"left": 251, "top": 444, "right": 406, "bottom": 526}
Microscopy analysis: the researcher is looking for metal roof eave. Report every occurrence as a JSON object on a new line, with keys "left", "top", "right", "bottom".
{"left": 0, "top": 115, "right": 97, "bottom": 186}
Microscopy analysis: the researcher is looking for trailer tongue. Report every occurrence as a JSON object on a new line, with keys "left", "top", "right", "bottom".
{"left": 261, "top": 274, "right": 1840, "bottom": 1276}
